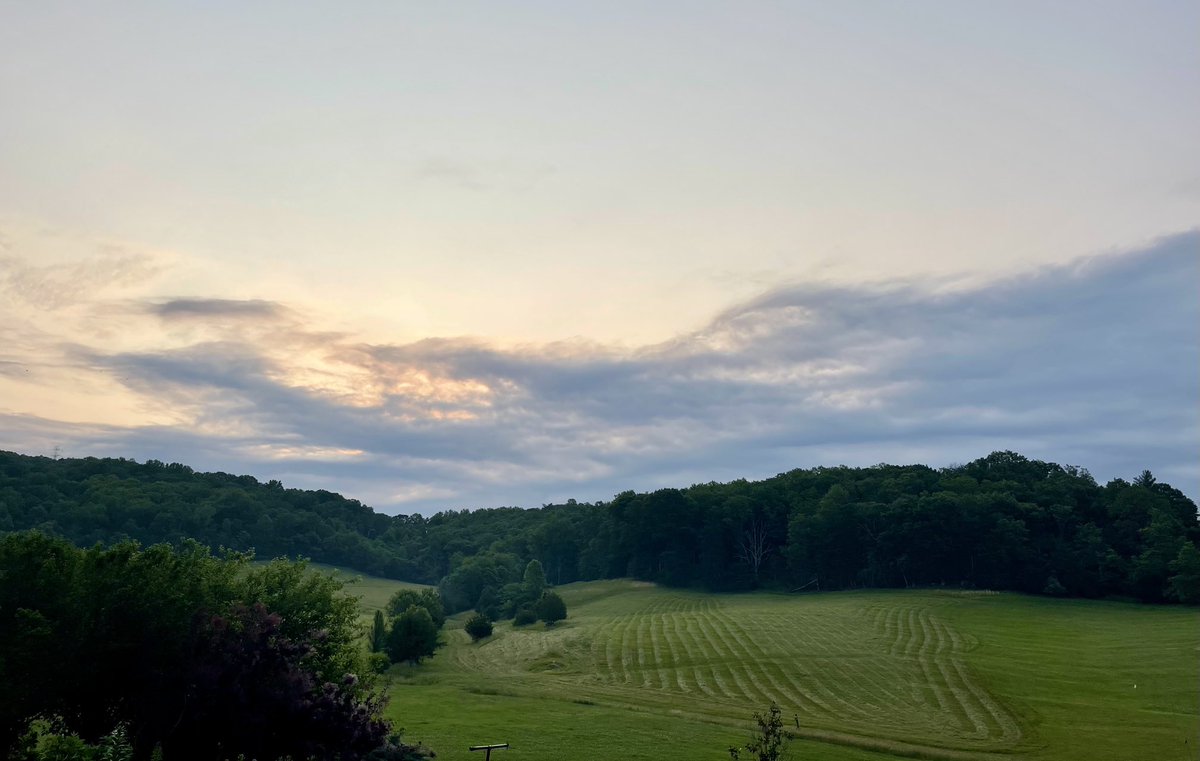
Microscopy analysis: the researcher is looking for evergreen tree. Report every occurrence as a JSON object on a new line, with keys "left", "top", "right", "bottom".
{"left": 464, "top": 613, "right": 494, "bottom": 642}
{"left": 523, "top": 559, "right": 547, "bottom": 600}
{"left": 371, "top": 609, "right": 387, "bottom": 653}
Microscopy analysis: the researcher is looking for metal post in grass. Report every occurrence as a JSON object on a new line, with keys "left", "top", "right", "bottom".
{"left": 469, "top": 743, "right": 509, "bottom": 761}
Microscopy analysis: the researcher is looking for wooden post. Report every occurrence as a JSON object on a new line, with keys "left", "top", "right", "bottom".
{"left": 469, "top": 743, "right": 509, "bottom": 761}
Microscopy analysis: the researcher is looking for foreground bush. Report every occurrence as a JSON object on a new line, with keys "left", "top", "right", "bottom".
{"left": 0, "top": 532, "right": 398, "bottom": 760}
{"left": 11, "top": 724, "right": 133, "bottom": 761}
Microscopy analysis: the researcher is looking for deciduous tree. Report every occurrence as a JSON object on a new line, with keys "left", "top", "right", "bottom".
{"left": 386, "top": 606, "right": 439, "bottom": 664}
{"left": 728, "top": 702, "right": 787, "bottom": 761}
{"left": 385, "top": 588, "right": 446, "bottom": 629}
{"left": 1167, "top": 543, "right": 1200, "bottom": 604}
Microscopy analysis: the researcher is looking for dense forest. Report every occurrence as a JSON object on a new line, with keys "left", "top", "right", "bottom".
{"left": 1, "top": 449, "right": 1197, "bottom": 606}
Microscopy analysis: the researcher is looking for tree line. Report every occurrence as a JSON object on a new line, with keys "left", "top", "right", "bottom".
{"left": 1, "top": 449, "right": 1197, "bottom": 604}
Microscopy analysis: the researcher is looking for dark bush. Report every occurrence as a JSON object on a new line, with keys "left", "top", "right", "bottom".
{"left": 536, "top": 591, "right": 567, "bottom": 626}
{"left": 513, "top": 607, "right": 537, "bottom": 626}
{"left": 0, "top": 533, "right": 392, "bottom": 761}
{"left": 464, "top": 613, "right": 494, "bottom": 642}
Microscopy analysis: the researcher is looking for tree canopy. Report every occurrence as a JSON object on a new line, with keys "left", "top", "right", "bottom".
{"left": 385, "top": 588, "right": 446, "bottom": 629}
{"left": 1, "top": 448, "right": 1197, "bottom": 604}
{"left": 386, "top": 605, "right": 439, "bottom": 665}
{"left": 0, "top": 532, "right": 397, "bottom": 761}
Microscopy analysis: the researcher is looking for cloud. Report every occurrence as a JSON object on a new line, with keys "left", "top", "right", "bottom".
{"left": 411, "top": 156, "right": 557, "bottom": 192}
{"left": 0, "top": 247, "right": 165, "bottom": 311}
{"left": 151, "top": 298, "right": 286, "bottom": 321}
{"left": 413, "top": 157, "right": 488, "bottom": 190}
{"left": 2, "top": 233, "right": 1196, "bottom": 514}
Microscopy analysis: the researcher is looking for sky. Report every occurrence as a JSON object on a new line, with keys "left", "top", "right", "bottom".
{"left": 1, "top": 2, "right": 1197, "bottom": 514}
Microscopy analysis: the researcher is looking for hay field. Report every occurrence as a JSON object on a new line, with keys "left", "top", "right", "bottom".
{"left": 345, "top": 578, "right": 1198, "bottom": 761}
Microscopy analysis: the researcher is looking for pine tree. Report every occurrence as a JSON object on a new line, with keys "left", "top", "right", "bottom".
{"left": 371, "top": 609, "right": 387, "bottom": 652}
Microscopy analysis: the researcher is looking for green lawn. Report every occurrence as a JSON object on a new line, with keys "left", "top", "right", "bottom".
{"left": 336, "top": 576, "right": 1198, "bottom": 761}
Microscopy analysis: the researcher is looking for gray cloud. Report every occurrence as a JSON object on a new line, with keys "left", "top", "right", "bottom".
{"left": 0, "top": 359, "right": 30, "bottom": 378}
{"left": 11, "top": 233, "right": 1198, "bottom": 514}
{"left": 151, "top": 299, "right": 286, "bottom": 321}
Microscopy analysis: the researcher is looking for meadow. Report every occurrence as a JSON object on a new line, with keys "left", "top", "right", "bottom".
{"left": 309, "top": 562, "right": 427, "bottom": 617}
{"left": 335, "top": 575, "right": 1199, "bottom": 761}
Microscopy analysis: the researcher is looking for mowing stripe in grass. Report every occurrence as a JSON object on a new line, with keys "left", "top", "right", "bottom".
{"left": 620, "top": 612, "right": 640, "bottom": 685}
{"left": 651, "top": 611, "right": 672, "bottom": 690}
{"left": 949, "top": 656, "right": 1021, "bottom": 743}
{"left": 723, "top": 608, "right": 844, "bottom": 714}
{"left": 375, "top": 584, "right": 1192, "bottom": 761}
{"left": 632, "top": 608, "right": 649, "bottom": 685}
{"left": 704, "top": 608, "right": 776, "bottom": 705}
{"left": 739, "top": 604, "right": 873, "bottom": 715}
{"left": 674, "top": 612, "right": 716, "bottom": 697}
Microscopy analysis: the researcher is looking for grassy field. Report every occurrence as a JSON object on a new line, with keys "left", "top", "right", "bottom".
{"left": 307, "top": 562, "right": 427, "bottom": 618}
{"left": 335, "top": 576, "right": 1198, "bottom": 761}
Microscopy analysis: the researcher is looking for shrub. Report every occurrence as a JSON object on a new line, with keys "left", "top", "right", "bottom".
{"left": 1043, "top": 575, "right": 1067, "bottom": 596}
{"left": 513, "top": 607, "right": 537, "bottom": 626}
{"left": 35, "top": 732, "right": 94, "bottom": 761}
{"left": 464, "top": 613, "right": 494, "bottom": 642}
{"left": 535, "top": 591, "right": 567, "bottom": 626}
{"left": 364, "top": 732, "right": 435, "bottom": 761}
{"left": 0, "top": 535, "right": 445, "bottom": 761}
{"left": 368, "top": 652, "right": 391, "bottom": 674}
{"left": 95, "top": 725, "right": 133, "bottom": 761}
{"left": 729, "top": 702, "right": 786, "bottom": 761}
{"left": 0, "top": 534, "right": 392, "bottom": 760}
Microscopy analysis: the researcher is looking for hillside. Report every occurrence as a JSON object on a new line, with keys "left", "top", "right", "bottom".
{"left": 366, "top": 578, "right": 1200, "bottom": 761}
{"left": 0, "top": 450, "right": 419, "bottom": 579}
{"left": 1, "top": 449, "right": 1197, "bottom": 603}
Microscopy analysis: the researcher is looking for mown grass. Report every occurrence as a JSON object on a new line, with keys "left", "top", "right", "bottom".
{"left": 333, "top": 576, "right": 1198, "bottom": 761}
{"left": 308, "top": 561, "right": 427, "bottom": 618}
